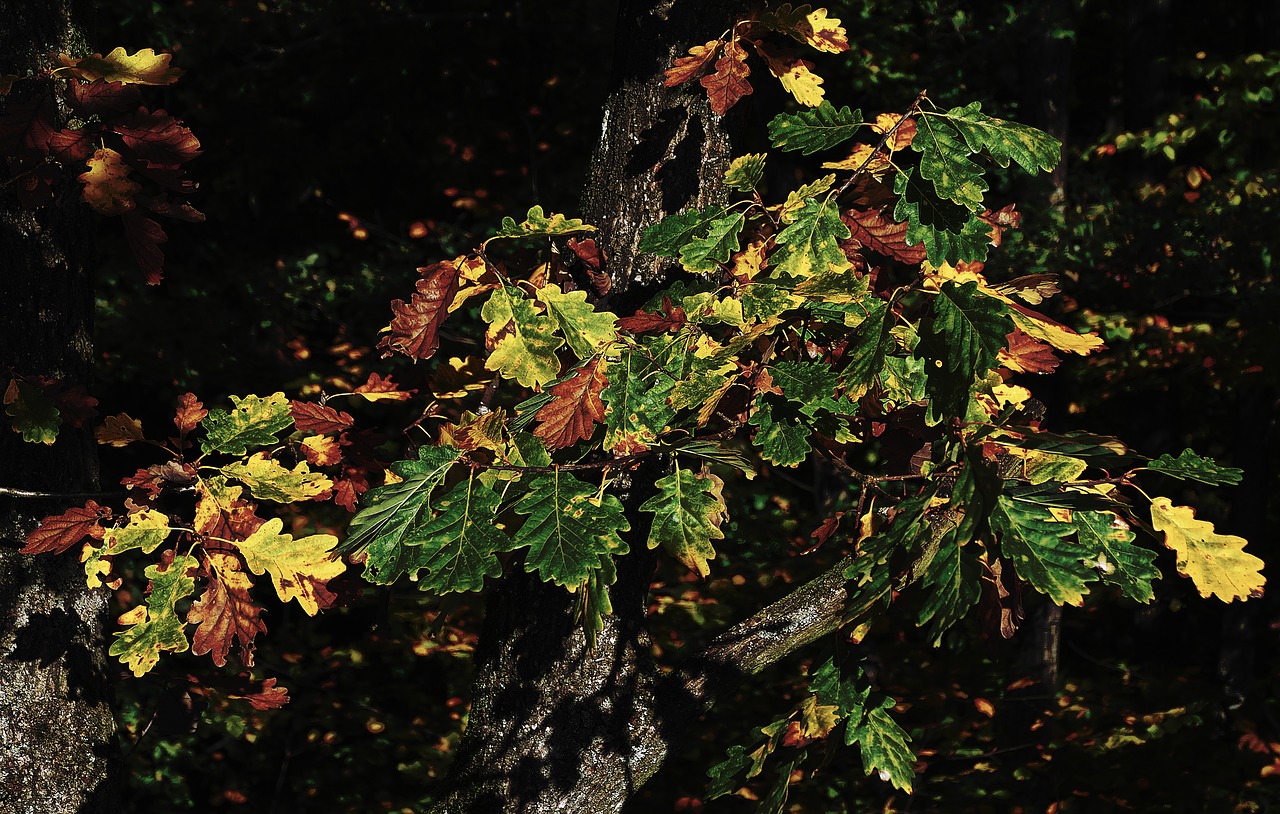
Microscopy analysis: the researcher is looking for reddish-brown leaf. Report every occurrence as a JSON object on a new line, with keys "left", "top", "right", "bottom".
{"left": 122, "top": 211, "right": 167, "bottom": 284}
{"left": 289, "top": 400, "right": 354, "bottom": 435}
{"left": 699, "top": 39, "right": 753, "bottom": 116}
{"left": 664, "top": 40, "right": 722, "bottom": 87}
{"left": 616, "top": 296, "right": 687, "bottom": 335}
{"left": 195, "top": 484, "right": 264, "bottom": 542}
{"left": 331, "top": 474, "right": 366, "bottom": 512}
{"left": 0, "top": 96, "right": 57, "bottom": 157}
{"left": 999, "top": 328, "right": 1060, "bottom": 374}
{"left": 115, "top": 108, "right": 202, "bottom": 167}
{"left": 810, "top": 511, "right": 846, "bottom": 548}
{"left": 378, "top": 260, "right": 461, "bottom": 361}
{"left": 566, "top": 237, "right": 610, "bottom": 296}
{"left": 189, "top": 550, "right": 266, "bottom": 668}
{"left": 228, "top": 676, "right": 290, "bottom": 710}
{"left": 534, "top": 359, "right": 607, "bottom": 450}
{"left": 67, "top": 78, "right": 142, "bottom": 116}
{"left": 47, "top": 128, "right": 94, "bottom": 163}
{"left": 121, "top": 467, "right": 165, "bottom": 499}
{"left": 300, "top": 435, "right": 343, "bottom": 467}
{"left": 28, "top": 376, "right": 98, "bottom": 428}
{"left": 21, "top": 501, "right": 111, "bottom": 555}
{"left": 980, "top": 203, "right": 1022, "bottom": 248}
{"left": 354, "top": 372, "right": 415, "bottom": 401}
{"left": 174, "top": 392, "right": 207, "bottom": 435}
{"left": 842, "top": 208, "right": 927, "bottom": 265}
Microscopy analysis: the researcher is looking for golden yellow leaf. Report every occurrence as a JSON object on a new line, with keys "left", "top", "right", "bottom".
{"left": 63, "top": 47, "right": 183, "bottom": 85}
{"left": 79, "top": 148, "right": 140, "bottom": 216}
{"left": 1150, "top": 497, "right": 1264, "bottom": 602}
{"left": 238, "top": 518, "right": 345, "bottom": 615}
{"left": 1009, "top": 307, "right": 1105, "bottom": 356}
{"left": 820, "top": 142, "right": 890, "bottom": 176}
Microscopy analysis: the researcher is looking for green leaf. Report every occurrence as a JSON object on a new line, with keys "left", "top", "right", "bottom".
{"left": 679, "top": 211, "right": 745, "bottom": 273}
{"left": 742, "top": 283, "right": 804, "bottom": 323}
{"left": 601, "top": 340, "right": 680, "bottom": 453}
{"left": 482, "top": 286, "right": 565, "bottom": 388}
{"left": 992, "top": 494, "right": 1094, "bottom": 605}
{"left": 706, "top": 744, "right": 753, "bottom": 799}
{"left": 639, "top": 466, "right": 727, "bottom": 577}
{"left": 200, "top": 392, "right": 294, "bottom": 457}
{"left": 408, "top": 474, "right": 513, "bottom": 593}
{"left": 535, "top": 283, "right": 618, "bottom": 360}
{"left": 811, "top": 658, "right": 870, "bottom": 717}
{"left": 341, "top": 446, "right": 461, "bottom": 581}
{"left": 848, "top": 697, "right": 915, "bottom": 792}
{"left": 839, "top": 297, "right": 892, "bottom": 398}
{"left": 3, "top": 380, "right": 60, "bottom": 444}
{"left": 758, "top": 756, "right": 800, "bottom": 814}
{"left": 109, "top": 554, "right": 198, "bottom": 677}
{"left": 493, "top": 205, "right": 593, "bottom": 239}
{"left": 923, "top": 103, "right": 1060, "bottom": 175}
{"left": 1073, "top": 510, "right": 1159, "bottom": 603}
{"left": 911, "top": 111, "right": 990, "bottom": 212}
{"left": 725, "top": 152, "right": 767, "bottom": 192}
{"left": 220, "top": 452, "right": 331, "bottom": 502}
{"left": 771, "top": 196, "right": 851, "bottom": 279}
{"left": 892, "top": 168, "right": 993, "bottom": 266}
{"left": 918, "top": 280, "right": 1012, "bottom": 422}
{"left": 512, "top": 470, "right": 630, "bottom": 587}
{"left": 1147, "top": 448, "right": 1243, "bottom": 486}
{"left": 780, "top": 174, "right": 836, "bottom": 223}
{"left": 102, "top": 508, "right": 172, "bottom": 556}
{"left": 748, "top": 395, "right": 811, "bottom": 466}
{"left": 577, "top": 551, "right": 617, "bottom": 647}
{"left": 767, "top": 102, "right": 864, "bottom": 155}
{"left": 660, "top": 439, "right": 755, "bottom": 477}
{"left": 638, "top": 205, "right": 727, "bottom": 257}
{"left": 770, "top": 360, "right": 839, "bottom": 416}
{"left": 916, "top": 523, "right": 982, "bottom": 643}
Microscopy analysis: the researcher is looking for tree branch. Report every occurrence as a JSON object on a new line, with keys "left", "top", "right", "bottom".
{"left": 667, "top": 554, "right": 855, "bottom": 714}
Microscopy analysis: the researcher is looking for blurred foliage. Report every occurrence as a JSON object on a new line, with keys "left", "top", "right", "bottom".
{"left": 80, "top": 1, "right": 1279, "bottom": 812}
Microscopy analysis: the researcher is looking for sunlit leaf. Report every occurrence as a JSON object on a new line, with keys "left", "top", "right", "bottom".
{"left": 200, "top": 392, "right": 293, "bottom": 456}
{"left": 767, "top": 102, "right": 863, "bottom": 155}
{"left": 513, "top": 471, "right": 629, "bottom": 587}
{"left": 640, "top": 467, "right": 727, "bottom": 577}
{"left": 1147, "top": 449, "right": 1243, "bottom": 486}
{"left": 238, "top": 518, "right": 345, "bottom": 615}
{"left": 109, "top": 554, "right": 197, "bottom": 677}
{"left": 493, "top": 205, "right": 593, "bottom": 239}
{"left": 220, "top": 452, "right": 333, "bottom": 503}
{"left": 1150, "top": 497, "right": 1263, "bottom": 602}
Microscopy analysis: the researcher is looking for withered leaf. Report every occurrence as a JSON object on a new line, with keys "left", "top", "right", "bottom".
{"left": 188, "top": 550, "right": 266, "bottom": 668}
{"left": 379, "top": 260, "right": 461, "bottom": 361}
{"left": 174, "top": 392, "right": 208, "bottom": 435}
{"left": 842, "top": 208, "right": 927, "bottom": 264}
{"left": 289, "top": 400, "right": 355, "bottom": 435}
{"left": 700, "top": 39, "right": 753, "bottom": 116}
{"left": 534, "top": 359, "right": 608, "bottom": 450}
{"left": 664, "top": 40, "right": 722, "bottom": 87}
{"left": 21, "top": 501, "right": 111, "bottom": 555}
{"left": 998, "top": 329, "right": 1060, "bottom": 374}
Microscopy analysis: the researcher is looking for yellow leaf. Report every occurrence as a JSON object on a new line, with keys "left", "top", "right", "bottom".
{"left": 62, "top": 47, "right": 183, "bottom": 85}
{"left": 729, "top": 240, "right": 768, "bottom": 281}
{"left": 220, "top": 452, "right": 333, "bottom": 503}
{"left": 821, "top": 143, "right": 890, "bottom": 176}
{"left": 1009, "top": 308, "right": 1106, "bottom": 356}
{"left": 238, "top": 518, "right": 345, "bottom": 615}
{"left": 79, "top": 148, "right": 140, "bottom": 216}
{"left": 1150, "top": 497, "right": 1264, "bottom": 602}
{"left": 797, "top": 696, "right": 842, "bottom": 739}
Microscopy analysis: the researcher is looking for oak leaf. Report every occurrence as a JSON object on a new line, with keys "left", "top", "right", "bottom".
{"left": 533, "top": 359, "right": 608, "bottom": 450}
{"left": 753, "top": 41, "right": 824, "bottom": 106}
{"left": 220, "top": 452, "right": 333, "bottom": 503}
{"left": 998, "top": 328, "right": 1060, "bottom": 374}
{"left": 700, "top": 39, "right": 753, "bottom": 116}
{"left": 62, "top": 47, "right": 184, "bottom": 85}
{"left": 4, "top": 379, "right": 60, "bottom": 444}
{"left": 289, "top": 400, "right": 354, "bottom": 435}
{"left": 760, "top": 4, "right": 851, "bottom": 54}
{"left": 174, "top": 392, "right": 208, "bottom": 435}
{"left": 122, "top": 211, "right": 168, "bottom": 284}
{"left": 237, "top": 518, "right": 344, "bottom": 615}
{"left": 616, "top": 297, "right": 687, "bottom": 334}
{"left": 109, "top": 554, "right": 197, "bottom": 677}
{"left": 67, "top": 78, "right": 142, "bottom": 116}
{"left": 842, "top": 208, "right": 927, "bottom": 264}
{"left": 116, "top": 108, "right": 202, "bottom": 167}
{"left": 188, "top": 551, "right": 266, "bottom": 667}
{"left": 379, "top": 260, "right": 462, "bottom": 361}
{"left": 664, "top": 40, "right": 722, "bottom": 87}
{"left": 22, "top": 501, "right": 111, "bottom": 555}
{"left": 869, "top": 113, "right": 917, "bottom": 151}
{"left": 354, "top": 372, "right": 415, "bottom": 401}
{"left": 200, "top": 392, "right": 293, "bottom": 455}
{"left": 300, "top": 435, "right": 342, "bottom": 467}
{"left": 228, "top": 676, "right": 290, "bottom": 710}
{"left": 95, "top": 412, "right": 145, "bottom": 447}
{"left": 1150, "top": 497, "right": 1264, "bottom": 602}
{"left": 79, "top": 148, "right": 140, "bottom": 216}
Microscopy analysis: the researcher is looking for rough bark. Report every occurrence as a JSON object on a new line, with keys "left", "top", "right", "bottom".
{"left": 0, "top": 2, "right": 121, "bottom": 811}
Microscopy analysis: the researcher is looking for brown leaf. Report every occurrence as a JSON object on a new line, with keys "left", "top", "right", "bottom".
{"left": 120, "top": 468, "right": 165, "bottom": 499}
{"left": 188, "top": 551, "right": 267, "bottom": 668}
{"left": 378, "top": 260, "right": 462, "bottom": 361}
{"left": 533, "top": 359, "right": 607, "bottom": 450}
{"left": 195, "top": 483, "right": 264, "bottom": 542}
{"left": 999, "top": 329, "right": 1060, "bottom": 374}
{"left": 300, "top": 435, "right": 343, "bottom": 467}
{"left": 228, "top": 676, "right": 290, "bottom": 710}
{"left": 122, "top": 211, "right": 168, "bottom": 284}
{"left": 67, "top": 78, "right": 142, "bottom": 116}
{"left": 331, "top": 475, "right": 366, "bottom": 512}
{"left": 289, "top": 400, "right": 354, "bottom": 435}
{"left": 116, "top": 108, "right": 202, "bottom": 167}
{"left": 0, "top": 96, "right": 57, "bottom": 157}
{"left": 48, "top": 128, "right": 94, "bottom": 163}
{"left": 664, "top": 40, "right": 722, "bottom": 87}
{"left": 809, "top": 511, "right": 846, "bottom": 548}
{"left": 842, "top": 207, "right": 927, "bottom": 265}
{"left": 354, "top": 372, "right": 415, "bottom": 401}
{"left": 979, "top": 203, "right": 1022, "bottom": 248}
{"left": 174, "top": 392, "right": 207, "bottom": 435}
{"left": 21, "top": 501, "right": 111, "bottom": 555}
{"left": 95, "top": 412, "right": 145, "bottom": 446}
{"left": 869, "top": 113, "right": 917, "bottom": 151}
{"left": 699, "top": 39, "right": 753, "bottom": 116}
{"left": 616, "top": 296, "right": 687, "bottom": 334}
{"left": 566, "top": 237, "right": 610, "bottom": 296}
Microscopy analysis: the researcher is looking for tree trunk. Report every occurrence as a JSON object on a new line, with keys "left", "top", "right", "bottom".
{"left": 0, "top": 2, "right": 121, "bottom": 811}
